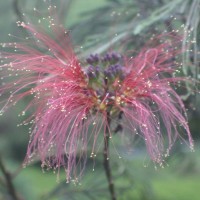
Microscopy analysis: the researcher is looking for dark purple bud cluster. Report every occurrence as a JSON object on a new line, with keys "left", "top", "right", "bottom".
{"left": 87, "top": 65, "right": 100, "bottom": 79}
{"left": 86, "top": 52, "right": 125, "bottom": 83}
{"left": 102, "top": 52, "right": 121, "bottom": 64}
{"left": 86, "top": 54, "right": 99, "bottom": 65}
{"left": 104, "top": 64, "right": 123, "bottom": 79}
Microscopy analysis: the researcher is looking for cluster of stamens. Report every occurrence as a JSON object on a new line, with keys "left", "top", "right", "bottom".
{"left": 85, "top": 52, "right": 126, "bottom": 112}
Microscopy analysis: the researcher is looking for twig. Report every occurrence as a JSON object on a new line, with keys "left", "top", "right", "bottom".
{"left": 0, "top": 155, "right": 20, "bottom": 200}
{"left": 103, "top": 113, "right": 117, "bottom": 200}
{"left": 13, "top": 0, "right": 24, "bottom": 22}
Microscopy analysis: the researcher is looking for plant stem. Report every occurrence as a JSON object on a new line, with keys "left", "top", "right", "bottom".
{"left": 13, "top": 0, "right": 24, "bottom": 22}
{"left": 0, "top": 155, "right": 19, "bottom": 200}
{"left": 103, "top": 113, "right": 117, "bottom": 200}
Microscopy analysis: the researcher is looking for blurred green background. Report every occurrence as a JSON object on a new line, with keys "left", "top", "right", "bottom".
{"left": 0, "top": 0, "right": 200, "bottom": 199}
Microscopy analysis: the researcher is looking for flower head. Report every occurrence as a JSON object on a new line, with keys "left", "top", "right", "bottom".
{"left": 0, "top": 21, "right": 194, "bottom": 181}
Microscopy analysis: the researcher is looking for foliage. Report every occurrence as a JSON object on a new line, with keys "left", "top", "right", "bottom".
{"left": 0, "top": 0, "right": 200, "bottom": 200}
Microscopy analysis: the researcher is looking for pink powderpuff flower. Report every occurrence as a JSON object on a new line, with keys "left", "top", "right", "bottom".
{"left": 0, "top": 21, "right": 194, "bottom": 181}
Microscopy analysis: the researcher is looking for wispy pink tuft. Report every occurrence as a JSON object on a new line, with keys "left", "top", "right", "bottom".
{"left": 0, "top": 21, "right": 194, "bottom": 181}
{"left": 119, "top": 40, "right": 194, "bottom": 163}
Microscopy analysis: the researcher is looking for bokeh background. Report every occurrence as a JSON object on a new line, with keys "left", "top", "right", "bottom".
{"left": 0, "top": 0, "right": 200, "bottom": 199}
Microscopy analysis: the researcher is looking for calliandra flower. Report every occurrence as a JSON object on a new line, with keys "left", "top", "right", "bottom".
{"left": 0, "top": 21, "right": 194, "bottom": 182}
